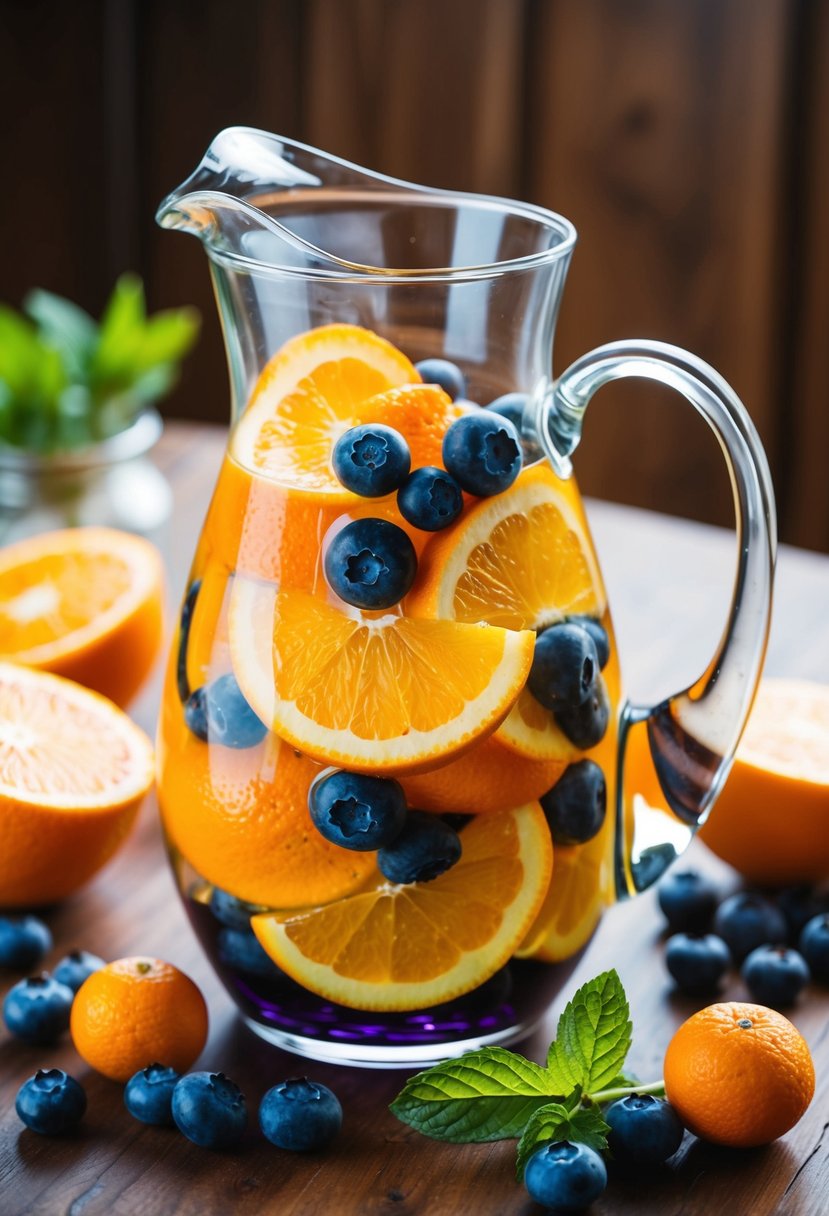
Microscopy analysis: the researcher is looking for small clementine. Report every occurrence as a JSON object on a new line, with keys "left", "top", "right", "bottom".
{"left": 70, "top": 957, "right": 208, "bottom": 1082}
{"left": 663, "top": 1001, "right": 815, "bottom": 1148}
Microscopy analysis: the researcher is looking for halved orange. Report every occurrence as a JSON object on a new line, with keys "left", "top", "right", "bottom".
{"left": 410, "top": 463, "right": 605, "bottom": 760}
{"left": 516, "top": 836, "right": 608, "bottom": 963}
{"left": 231, "top": 324, "right": 421, "bottom": 499}
{"left": 228, "top": 581, "right": 534, "bottom": 774}
{"left": 157, "top": 682, "right": 377, "bottom": 908}
{"left": 252, "top": 802, "right": 553, "bottom": 1011}
{"left": 0, "top": 527, "right": 164, "bottom": 708}
{"left": 698, "top": 679, "right": 829, "bottom": 884}
{"left": 0, "top": 662, "right": 154, "bottom": 906}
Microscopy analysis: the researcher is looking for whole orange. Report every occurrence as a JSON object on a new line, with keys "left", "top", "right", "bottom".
{"left": 663, "top": 1002, "right": 815, "bottom": 1148}
{"left": 70, "top": 957, "right": 208, "bottom": 1082}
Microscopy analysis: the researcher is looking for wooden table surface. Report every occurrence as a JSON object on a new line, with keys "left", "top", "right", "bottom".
{"left": 2, "top": 422, "right": 828, "bottom": 1216}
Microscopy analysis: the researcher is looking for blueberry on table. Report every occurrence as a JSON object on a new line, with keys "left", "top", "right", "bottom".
{"left": 442, "top": 412, "right": 522, "bottom": 498}
{"left": 778, "top": 886, "right": 829, "bottom": 943}
{"left": 324, "top": 518, "right": 417, "bottom": 610}
{"left": 172, "top": 1072, "right": 248, "bottom": 1148}
{"left": 377, "top": 810, "right": 462, "bottom": 884}
{"left": 665, "top": 933, "right": 731, "bottom": 995}
{"left": 309, "top": 770, "right": 407, "bottom": 851}
{"left": 741, "top": 944, "right": 810, "bottom": 1007}
{"left": 332, "top": 424, "right": 411, "bottom": 497}
{"left": 3, "top": 974, "right": 74, "bottom": 1043}
{"left": 799, "top": 913, "right": 829, "bottom": 983}
{"left": 397, "top": 466, "right": 463, "bottom": 531}
{"left": 524, "top": 1140, "right": 607, "bottom": 1211}
{"left": 657, "top": 869, "right": 719, "bottom": 933}
{"left": 713, "top": 892, "right": 788, "bottom": 961}
{"left": 184, "top": 673, "right": 268, "bottom": 748}
{"left": 485, "top": 392, "right": 528, "bottom": 432}
{"left": 414, "top": 357, "right": 466, "bottom": 401}
{"left": 217, "top": 928, "right": 279, "bottom": 979}
{"left": 124, "top": 1064, "right": 181, "bottom": 1126}
{"left": 605, "top": 1094, "right": 684, "bottom": 1165}
{"left": 566, "top": 614, "right": 611, "bottom": 671}
{"left": 0, "top": 915, "right": 52, "bottom": 970}
{"left": 528, "top": 623, "right": 599, "bottom": 711}
{"left": 259, "top": 1077, "right": 342, "bottom": 1151}
{"left": 16, "top": 1069, "right": 86, "bottom": 1135}
{"left": 555, "top": 678, "right": 610, "bottom": 750}
{"left": 52, "top": 949, "right": 105, "bottom": 992}
{"left": 540, "top": 760, "right": 606, "bottom": 845}
{"left": 176, "top": 578, "right": 202, "bottom": 702}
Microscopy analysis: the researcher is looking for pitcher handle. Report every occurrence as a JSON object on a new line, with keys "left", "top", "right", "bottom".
{"left": 539, "top": 339, "right": 776, "bottom": 896}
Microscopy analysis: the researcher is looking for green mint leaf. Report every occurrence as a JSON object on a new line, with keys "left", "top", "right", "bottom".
{"left": 515, "top": 1099, "right": 610, "bottom": 1179}
{"left": 390, "top": 1047, "right": 561, "bottom": 1143}
{"left": 24, "top": 289, "right": 97, "bottom": 379}
{"left": 547, "top": 969, "right": 632, "bottom": 1093}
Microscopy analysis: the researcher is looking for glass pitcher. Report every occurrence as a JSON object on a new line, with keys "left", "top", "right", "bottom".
{"left": 155, "top": 127, "right": 774, "bottom": 1067}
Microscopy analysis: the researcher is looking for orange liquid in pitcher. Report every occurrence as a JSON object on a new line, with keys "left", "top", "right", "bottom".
{"left": 156, "top": 325, "right": 620, "bottom": 1057}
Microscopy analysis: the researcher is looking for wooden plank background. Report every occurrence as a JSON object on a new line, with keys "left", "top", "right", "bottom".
{"left": 2, "top": 0, "right": 827, "bottom": 551}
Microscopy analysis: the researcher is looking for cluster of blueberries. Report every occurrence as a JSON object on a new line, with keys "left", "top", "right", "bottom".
{"left": 1, "top": 914, "right": 341, "bottom": 1151}
{"left": 657, "top": 869, "right": 829, "bottom": 1005}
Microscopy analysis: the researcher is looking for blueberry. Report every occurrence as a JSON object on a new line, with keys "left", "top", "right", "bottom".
{"left": 713, "top": 892, "right": 787, "bottom": 962}
{"left": 217, "top": 928, "right": 279, "bottom": 979}
{"left": 124, "top": 1064, "right": 181, "bottom": 1126}
{"left": 3, "top": 973, "right": 74, "bottom": 1043}
{"left": 605, "top": 1094, "right": 684, "bottom": 1165}
{"left": 566, "top": 615, "right": 611, "bottom": 670}
{"left": 442, "top": 413, "right": 522, "bottom": 498}
{"left": 172, "top": 1071, "right": 248, "bottom": 1148}
{"left": 259, "top": 1077, "right": 342, "bottom": 1151}
{"left": 309, "top": 770, "right": 407, "bottom": 851}
{"left": 377, "top": 810, "right": 461, "bottom": 884}
{"left": 777, "top": 886, "right": 829, "bottom": 943}
{"left": 185, "top": 673, "right": 268, "bottom": 748}
{"left": 800, "top": 913, "right": 829, "bottom": 983}
{"left": 485, "top": 392, "right": 528, "bottom": 431}
{"left": 15, "top": 1069, "right": 86, "bottom": 1135}
{"left": 414, "top": 357, "right": 466, "bottom": 401}
{"left": 657, "top": 869, "right": 719, "bottom": 933}
{"left": 665, "top": 933, "right": 731, "bottom": 995}
{"left": 323, "top": 518, "right": 417, "bottom": 610}
{"left": 528, "top": 624, "right": 599, "bottom": 711}
{"left": 332, "top": 424, "right": 411, "bottom": 497}
{"left": 524, "top": 1140, "right": 607, "bottom": 1211}
{"left": 209, "top": 887, "right": 261, "bottom": 930}
{"left": 0, "top": 915, "right": 52, "bottom": 970}
{"left": 397, "top": 466, "right": 463, "bottom": 532}
{"left": 742, "top": 944, "right": 810, "bottom": 1007}
{"left": 52, "top": 949, "right": 105, "bottom": 992}
{"left": 177, "top": 578, "right": 201, "bottom": 702}
{"left": 555, "top": 678, "right": 610, "bottom": 750}
{"left": 540, "top": 760, "right": 606, "bottom": 845}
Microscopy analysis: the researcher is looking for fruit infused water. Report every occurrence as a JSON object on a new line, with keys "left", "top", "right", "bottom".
{"left": 157, "top": 324, "right": 620, "bottom": 1064}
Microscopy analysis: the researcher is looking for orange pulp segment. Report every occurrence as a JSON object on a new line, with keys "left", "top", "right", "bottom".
{"left": 228, "top": 581, "right": 535, "bottom": 774}
{"left": 252, "top": 802, "right": 553, "bottom": 1011}
{"left": 0, "top": 527, "right": 164, "bottom": 707}
{"left": 515, "top": 835, "right": 608, "bottom": 963}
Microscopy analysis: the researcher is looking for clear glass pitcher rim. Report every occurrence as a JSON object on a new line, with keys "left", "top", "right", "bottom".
{"left": 156, "top": 126, "right": 577, "bottom": 283}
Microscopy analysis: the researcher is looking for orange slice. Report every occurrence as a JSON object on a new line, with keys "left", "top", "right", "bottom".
{"left": 0, "top": 662, "right": 154, "bottom": 906}
{"left": 228, "top": 580, "right": 535, "bottom": 774}
{"left": 516, "top": 836, "right": 607, "bottom": 963}
{"left": 0, "top": 526, "right": 164, "bottom": 708}
{"left": 231, "top": 323, "right": 420, "bottom": 499}
{"left": 352, "top": 383, "right": 470, "bottom": 471}
{"left": 252, "top": 802, "right": 553, "bottom": 1011}
{"left": 410, "top": 463, "right": 605, "bottom": 760}
{"left": 698, "top": 679, "right": 829, "bottom": 884}
{"left": 157, "top": 683, "right": 376, "bottom": 908}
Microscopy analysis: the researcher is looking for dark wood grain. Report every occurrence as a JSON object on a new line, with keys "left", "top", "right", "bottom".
{"left": 1, "top": 422, "right": 828, "bottom": 1214}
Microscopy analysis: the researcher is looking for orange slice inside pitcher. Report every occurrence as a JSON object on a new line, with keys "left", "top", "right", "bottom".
{"left": 228, "top": 580, "right": 534, "bottom": 774}
{"left": 252, "top": 802, "right": 553, "bottom": 1011}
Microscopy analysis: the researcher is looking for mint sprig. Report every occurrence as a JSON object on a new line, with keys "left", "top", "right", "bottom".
{"left": 390, "top": 969, "right": 664, "bottom": 1175}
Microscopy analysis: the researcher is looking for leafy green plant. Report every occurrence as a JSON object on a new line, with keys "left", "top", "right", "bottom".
{"left": 0, "top": 275, "right": 199, "bottom": 453}
{"left": 391, "top": 969, "right": 665, "bottom": 1179}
